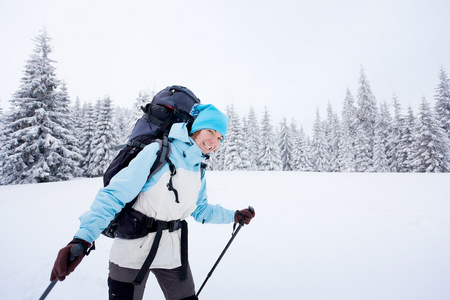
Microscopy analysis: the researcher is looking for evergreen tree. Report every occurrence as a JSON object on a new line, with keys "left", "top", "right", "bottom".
{"left": 338, "top": 119, "right": 356, "bottom": 172}
{"left": 342, "top": 88, "right": 358, "bottom": 135}
{"left": 372, "top": 102, "right": 391, "bottom": 172}
{"left": 339, "top": 88, "right": 357, "bottom": 171}
{"left": 239, "top": 116, "right": 252, "bottom": 170}
{"left": 72, "top": 96, "right": 84, "bottom": 151}
{"left": 324, "top": 103, "right": 341, "bottom": 172}
{"left": 434, "top": 67, "right": 450, "bottom": 141}
{"left": 400, "top": 106, "right": 416, "bottom": 172}
{"left": 411, "top": 97, "right": 450, "bottom": 172}
{"left": 245, "top": 107, "right": 260, "bottom": 171}
{"left": 0, "top": 101, "right": 5, "bottom": 180}
{"left": 55, "top": 81, "right": 83, "bottom": 177}
{"left": 86, "top": 96, "right": 118, "bottom": 177}
{"left": 223, "top": 105, "right": 244, "bottom": 170}
{"left": 388, "top": 96, "right": 403, "bottom": 172}
{"left": 355, "top": 67, "right": 377, "bottom": 171}
{"left": 80, "top": 102, "right": 96, "bottom": 174}
{"left": 1, "top": 29, "right": 81, "bottom": 184}
{"left": 115, "top": 106, "right": 133, "bottom": 144}
{"left": 290, "top": 120, "right": 300, "bottom": 170}
{"left": 279, "top": 117, "right": 294, "bottom": 171}
{"left": 292, "top": 123, "right": 313, "bottom": 171}
{"left": 310, "top": 109, "right": 331, "bottom": 172}
{"left": 258, "top": 107, "right": 282, "bottom": 171}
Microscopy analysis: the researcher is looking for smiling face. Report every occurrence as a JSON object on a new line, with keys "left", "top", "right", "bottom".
{"left": 191, "top": 129, "right": 224, "bottom": 154}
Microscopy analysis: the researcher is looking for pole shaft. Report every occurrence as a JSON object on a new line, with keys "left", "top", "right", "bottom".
{"left": 196, "top": 223, "right": 243, "bottom": 297}
{"left": 39, "top": 280, "right": 57, "bottom": 300}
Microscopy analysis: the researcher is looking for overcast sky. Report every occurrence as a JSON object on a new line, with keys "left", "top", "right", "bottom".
{"left": 1, "top": 0, "right": 449, "bottom": 133}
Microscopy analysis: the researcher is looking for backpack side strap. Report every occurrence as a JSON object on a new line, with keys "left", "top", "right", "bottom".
{"left": 148, "top": 136, "right": 171, "bottom": 181}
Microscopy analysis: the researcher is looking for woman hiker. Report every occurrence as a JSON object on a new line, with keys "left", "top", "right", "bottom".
{"left": 50, "top": 103, "right": 255, "bottom": 299}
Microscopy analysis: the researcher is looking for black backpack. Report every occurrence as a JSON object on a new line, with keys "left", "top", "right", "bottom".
{"left": 101, "top": 85, "right": 201, "bottom": 238}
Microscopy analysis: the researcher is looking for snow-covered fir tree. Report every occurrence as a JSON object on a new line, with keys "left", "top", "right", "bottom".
{"left": 354, "top": 67, "right": 378, "bottom": 171}
{"left": 239, "top": 116, "right": 252, "bottom": 170}
{"left": 324, "top": 103, "right": 341, "bottom": 172}
{"left": 223, "top": 105, "right": 244, "bottom": 170}
{"left": 387, "top": 96, "right": 404, "bottom": 172}
{"left": 258, "top": 107, "right": 282, "bottom": 171}
{"left": 80, "top": 102, "right": 96, "bottom": 174}
{"left": 434, "top": 67, "right": 450, "bottom": 142}
{"left": 399, "top": 106, "right": 416, "bottom": 172}
{"left": 372, "top": 102, "right": 391, "bottom": 172}
{"left": 338, "top": 119, "right": 356, "bottom": 172}
{"left": 1, "top": 29, "right": 81, "bottom": 185}
{"left": 54, "top": 81, "right": 83, "bottom": 177}
{"left": 0, "top": 101, "right": 5, "bottom": 180}
{"left": 341, "top": 88, "right": 358, "bottom": 135}
{"left": 279, "top": 117, "right": 294, "bottom": 171}
{"left": 245, "top": 107, "right": 260, "bottom": 171}
{"left": 291, "top": 122, "right": 313, "bottom": 171}
{"left": 85, "top": 96, "right": 119, "bottom": 177}
{"left": 290, "top": 120, "right": 300, "bottom": 170}
{"left": 310, "top": 109, "right": 331, "bottom": 172}
{"left": 338, "top": 89, "right": 357, "bottom": 171}
{"left": 411, "top": 97, "right": 450, "bottom": 172}
{"left": 115, "top": 106, "right": 134, "bottom": 145}
{"left": 72, "top": 96, "right": 84, "bottom": 151}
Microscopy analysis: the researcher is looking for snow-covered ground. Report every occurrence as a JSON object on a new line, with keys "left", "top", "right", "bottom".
{"left": 0, "top": 172, "right": 449, "bottom": 300}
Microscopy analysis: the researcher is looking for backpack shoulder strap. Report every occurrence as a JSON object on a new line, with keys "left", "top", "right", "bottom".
{"left": 148, "top": 135, "right": 171, "bottom": 181}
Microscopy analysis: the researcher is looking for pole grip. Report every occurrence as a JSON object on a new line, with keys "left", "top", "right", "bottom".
{"left": 69, "top": 243, "right": 85, "bottom": 262}
{"left": 39, "top": 243, "right": 85, "bottom": 300}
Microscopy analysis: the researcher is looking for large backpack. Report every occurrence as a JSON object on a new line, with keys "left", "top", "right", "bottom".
{"left": 101, "top": 85, "right": 201, "bottom": 238}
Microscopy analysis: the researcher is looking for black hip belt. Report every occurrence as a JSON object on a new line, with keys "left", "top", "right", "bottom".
{"left": 112, "top": 208, "right": 188, "bottom": 285}
{"left": 114, "top": 208, "right": 183, "bottom": 239}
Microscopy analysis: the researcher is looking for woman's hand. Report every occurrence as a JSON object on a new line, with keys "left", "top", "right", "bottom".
{"left": 234, "top": 208, "right": 256, "bottom": 225}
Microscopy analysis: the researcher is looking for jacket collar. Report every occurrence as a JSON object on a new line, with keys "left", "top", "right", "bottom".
{"left": 168, "top": 123, "right": 207, "bottom": 165}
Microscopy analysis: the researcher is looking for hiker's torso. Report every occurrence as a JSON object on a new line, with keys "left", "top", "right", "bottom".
{"left": 110, "top": 123, "right": 206, "bottom": 269}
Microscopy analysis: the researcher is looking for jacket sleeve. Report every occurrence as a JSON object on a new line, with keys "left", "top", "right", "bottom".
{"left": 191, "top": 175, "right": 235, "bottom": 224}
{"left": 74, "top": 143, "right": 161, "bottom": 243}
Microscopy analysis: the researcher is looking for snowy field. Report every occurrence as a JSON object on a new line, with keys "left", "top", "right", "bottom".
{"left": 0, "top": 171, "right": 449, "bottom": 300}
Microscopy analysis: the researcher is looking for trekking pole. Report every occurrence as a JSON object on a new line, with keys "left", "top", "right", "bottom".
{"left": 39, "top": 243, "right": 85, "bottom": 300}
{"left": 196, "top": 206, "right": 254, "bottom": 297}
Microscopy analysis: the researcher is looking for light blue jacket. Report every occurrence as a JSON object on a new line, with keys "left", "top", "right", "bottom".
{"left": 74, "top": 123, "right": 235, "bottom": 248}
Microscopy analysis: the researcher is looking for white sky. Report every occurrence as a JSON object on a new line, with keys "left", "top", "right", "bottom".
{"left": 1, "top": 0, "right": 450, "bottom": 133}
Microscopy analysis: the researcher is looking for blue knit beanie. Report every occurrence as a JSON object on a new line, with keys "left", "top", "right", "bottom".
{"left": 190, "top": 104, "right": 229, "bottom": 141}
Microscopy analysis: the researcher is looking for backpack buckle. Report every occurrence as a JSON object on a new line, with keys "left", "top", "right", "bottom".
{"left": 169, "top": 220, "right": 181, "bottom": 232}
{"left": 144, "top": 216, "right": 155, "bottom": 229}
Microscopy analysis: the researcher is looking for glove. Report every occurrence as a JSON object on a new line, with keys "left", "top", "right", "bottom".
{"left": 50, "top": 238, "right": 91, "bottom": 281}
{"left": 234, "top": 208, "right": 256, "bottom": 225}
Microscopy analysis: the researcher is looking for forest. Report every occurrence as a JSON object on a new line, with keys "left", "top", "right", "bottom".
{"left": 1, "top": 29, "right": 449, "bottom": 185}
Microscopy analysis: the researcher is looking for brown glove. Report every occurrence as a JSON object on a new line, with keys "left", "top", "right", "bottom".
{"left": 50, "top": 238, "right": 92, "bottom": 281}
{"left": 234, "top": 208, "right": 256, "bottom": 225}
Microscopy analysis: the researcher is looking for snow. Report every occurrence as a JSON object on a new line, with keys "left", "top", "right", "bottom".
{"left": 1, "top": 172, "right": 449, "bottom": 299}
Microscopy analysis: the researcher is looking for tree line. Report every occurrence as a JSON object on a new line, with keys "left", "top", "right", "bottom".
{"left": 1, "top": 29, "right": 449, "bottom": 185}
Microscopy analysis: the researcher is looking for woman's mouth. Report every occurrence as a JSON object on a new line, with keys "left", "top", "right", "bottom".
{"left": 203, "top": 142, "right": 213, "bottom": 151}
